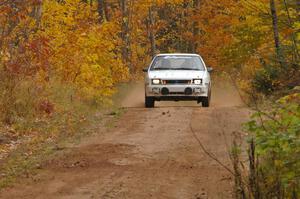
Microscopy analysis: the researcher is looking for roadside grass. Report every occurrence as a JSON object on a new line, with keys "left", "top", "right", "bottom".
{"left": 0, "top": 81, "right": 128, "bottom": 190}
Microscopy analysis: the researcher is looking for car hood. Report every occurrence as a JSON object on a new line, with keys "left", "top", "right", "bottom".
{"left": 148, "top": 70, "right": 205, "bottom": 80}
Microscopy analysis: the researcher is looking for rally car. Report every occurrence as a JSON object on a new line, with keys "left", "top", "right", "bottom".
{"left": 143, "top": 53, "right": 212, "bottom": 108}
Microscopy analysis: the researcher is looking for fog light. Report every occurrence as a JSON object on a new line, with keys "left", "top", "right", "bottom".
{"left": 152, "top": 88, "right": 160, "bottom": 94}
{"left": 194, "top": 88, "right": 202, "bottom": 93}
{"left": 185, "top": 87, "right": 193, "bottom": 95}
{"left": 161, "top": 87, "right": 169, "bottom": 95}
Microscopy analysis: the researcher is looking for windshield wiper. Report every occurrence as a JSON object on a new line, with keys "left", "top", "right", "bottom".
{"left": 152, "top": 68, "right": 173, "bottom": 70}
{"left": 173, "top": 68, "right": 200, "bottom": 70}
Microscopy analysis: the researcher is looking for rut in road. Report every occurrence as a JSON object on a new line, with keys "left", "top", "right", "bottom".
{"left": 0, "top": 81, "right": 250, "bottom": 199}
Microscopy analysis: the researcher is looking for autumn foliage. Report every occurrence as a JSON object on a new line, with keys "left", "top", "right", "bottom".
{"left": 1, "top": 0, "right": 299, "bottom": 121}
{"left": 0, "top": 0, "right": 299, "bottom": 195}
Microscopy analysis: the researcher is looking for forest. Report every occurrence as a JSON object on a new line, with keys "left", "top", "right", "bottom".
{"left": 0, "top": 0, "right": 299, "bottom": 198}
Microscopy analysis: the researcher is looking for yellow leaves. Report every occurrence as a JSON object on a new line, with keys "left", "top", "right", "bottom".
{"left": 277, "top": 93, "right": 300, "bottom": 104}
{"left": 40, "top": 0, "right": 128, "bottom": 103}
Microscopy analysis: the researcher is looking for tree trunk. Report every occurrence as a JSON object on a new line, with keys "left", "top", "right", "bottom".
{"left": 192, "top": 0, "right": 200, "bottom": 53}
{"left": 120, "top": 0, "right": 131, "bottom": 70}
{"left": 181, "top": 1, "right": 189, "bottom": 52}
{"left": 270, "top": 0, "right": 284, "bottom": 67}
{"left": 148, "top": 6, "right": 156, "bottom": 58}
{"left": 104, "top": 1, "right": 110, "bottom": 21}
{"left": 283, "top": 0, "right": 299, "bottom": 62}
{"left": 33, "top": 0, "right": 43, "bottom": 28}
{"left": 97, "top": 0, "right": 106, "bottom": 23}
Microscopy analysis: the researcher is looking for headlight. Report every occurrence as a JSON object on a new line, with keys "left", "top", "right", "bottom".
{"left": 193, "top": 79, "right": 202, "bottom": 85}
{"left": 152, "top": 79, "right": 161, "bottom": 84}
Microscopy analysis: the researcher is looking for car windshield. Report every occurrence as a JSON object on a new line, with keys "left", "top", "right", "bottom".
{"left": 150, "top": 55, "right": 205, "bottom": 71}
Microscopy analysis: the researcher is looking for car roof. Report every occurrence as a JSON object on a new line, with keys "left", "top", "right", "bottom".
{"left": 156, "top": 53, "right": 200, "bottom": 57}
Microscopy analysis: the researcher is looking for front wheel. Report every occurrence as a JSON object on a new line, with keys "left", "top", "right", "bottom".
{"left": 202, "top": 97, "right": 210, "bottom": 107}
{"left": 145, "top": 96, "right": 155, "bottom": 108}
{"left": 202, "top": 88, "right": 211, "bottom": 107}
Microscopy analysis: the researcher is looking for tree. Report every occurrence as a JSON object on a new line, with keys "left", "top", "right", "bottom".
{"left": 192, "top": 0, "right": 200, "bottom": 53}
{"left": 119, "top": 0, "right": 131, "bottom": 71}
{"left": 97, "top": 0, "right": 109, "bottom": 23}
{"left": 148, "top": 6, "right": 156, "bottom": 58}
{"left": 270, "top": 0, "right": 284, "bottom": 67}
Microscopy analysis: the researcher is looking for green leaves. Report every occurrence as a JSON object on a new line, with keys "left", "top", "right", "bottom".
{"left": 245, "top": 94, "right": 300, "bottom": 195}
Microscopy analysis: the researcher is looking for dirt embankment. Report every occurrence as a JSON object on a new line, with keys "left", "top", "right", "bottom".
{"left": 0, "top": 80, "right": 250, "bottom": 199}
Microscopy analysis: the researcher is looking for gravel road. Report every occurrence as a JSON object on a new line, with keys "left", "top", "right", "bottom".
{"left": 0, "top": 81, "right": 250, "bottom": 199}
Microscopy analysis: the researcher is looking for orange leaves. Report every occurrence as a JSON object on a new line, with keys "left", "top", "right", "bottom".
{"left": 0, "top": 0, "right": 47, "bottom": 76}
{"left": 0, "top": 5, "right": 12, "bottom": 17}
{"left": 3, "top": 35, "right": 51, "bottom": 77}
{"left": 40, "top": 0, "right": 129, "bottom": 102}
{"left": 27, "top": 36, "right": 51, "bottom": 71}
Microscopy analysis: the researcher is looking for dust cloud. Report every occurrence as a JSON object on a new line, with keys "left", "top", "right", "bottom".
{"left": 121, "top": 78, "right": 243, "bottom": 108}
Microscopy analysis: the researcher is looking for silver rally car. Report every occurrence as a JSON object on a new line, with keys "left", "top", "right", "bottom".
{"left": 143, "top": 53, "right": 212, "bottom": 108}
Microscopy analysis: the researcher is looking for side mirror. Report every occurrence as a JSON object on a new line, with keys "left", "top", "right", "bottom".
{"left": 142, "top": 68, "right": 148, "bottom": 72}
{"left": 207, "top": 67, "right": 213, "bottom": 72}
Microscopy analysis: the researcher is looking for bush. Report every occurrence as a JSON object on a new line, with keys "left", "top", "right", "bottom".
{"left": 241, "top": 93, "right": 300, "bottom": 198}
{"left": 252, "top": 64, "right": 280, "bottom": 95}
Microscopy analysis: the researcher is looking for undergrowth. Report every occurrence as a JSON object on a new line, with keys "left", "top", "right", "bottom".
{"left": 232, "top": 92, "right": 300, "bottom": 198}
{"left": 0, "top": 80, "right": 124, "bottom": 189}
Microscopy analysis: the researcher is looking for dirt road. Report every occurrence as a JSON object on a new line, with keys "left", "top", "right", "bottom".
{"left": 0, "top": 81, "right": 250, "bottom": 199}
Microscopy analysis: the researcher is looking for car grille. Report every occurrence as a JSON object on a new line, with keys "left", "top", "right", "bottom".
{"left": 169, "top": 92, "right": 185, "bottom": 94}
{"left": 163, "top": 80, "right": 191, "bottom": 85}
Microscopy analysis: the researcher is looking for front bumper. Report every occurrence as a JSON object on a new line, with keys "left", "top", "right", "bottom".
{"left": 145, "top": 84, "right": 209, "bottom": 99}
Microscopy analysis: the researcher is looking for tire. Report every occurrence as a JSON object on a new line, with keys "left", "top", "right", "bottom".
{"left": 145, "top": 96, "right": 155, "bottom": 108}
{"left": 202, "top": 88, "right": 211, "bottom": 107}
{"left": 202, "top": 97, "right": 210, "bottom": 107}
